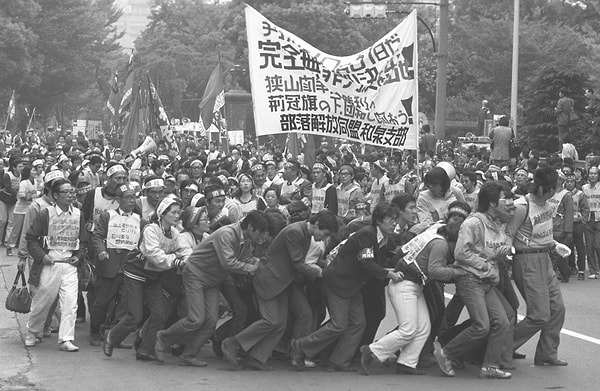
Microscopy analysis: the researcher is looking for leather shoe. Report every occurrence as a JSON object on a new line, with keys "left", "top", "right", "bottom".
{"left": 534, "top": 358, "right": 568, "bottom": 366}
{"left": 513, "top": 352, "right": 526, "bottom": 359}
{"left": 116, "top": 342, "right": 132, "bottom": 349}
{"left": 222, "top": 337, "right": 241, "bottom": 369}
{"left": 136, "top": 352, "right": 158, "bottom": 361}
{"left": 103, "top": 337, "right": 114, "bottom": 357}
{"left": 326, "top": 363, "right": 357, "bottom": 372}
{"left": 290, "top": 339, "right": 305, "bottom": 368}
{"left": 90, "top": 333, "right": 102, "bottom": 347}
{"left": 241, "top": 356, "right": 273, "bottom": 371}
{"left": 179, "top": 356, "right": 208, "bottom": 367}
{"left": 396, "top": 363, "right": 426, "bottom": 375}
{"left": 211, "top": 337, "right": 223, "bottom": 358}
{"left": 155, "top": 331, "right": 166, "bottom": 362}
{"left": 359, "top": 345, "right": 374, "bottom": 375}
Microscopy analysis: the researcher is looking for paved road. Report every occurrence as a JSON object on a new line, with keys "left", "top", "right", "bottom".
{"left": 1, "top": 252, "right": 599, "bottom": 391}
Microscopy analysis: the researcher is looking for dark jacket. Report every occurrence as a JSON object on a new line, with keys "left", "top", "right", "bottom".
{"left": 253, "top": 221, "right": 322, "bottom": 300}
{"left": 89, "top": 210, "right": 142, "bottom": 278}
{"left": 26, "top": 207, "right": 88, "bottom": 287}
{"left": 324, "top": 225, "right": 390, "bottom": 298}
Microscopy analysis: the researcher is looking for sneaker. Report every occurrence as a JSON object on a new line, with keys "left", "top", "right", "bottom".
{"left": 60, "top": 341, "right": 79, "bottom": 352}
{"left": 578, "top": 272, "right": 585, "bottom": 281}
{"left": 589, "top": 273, "right": 598, "bottom": 279}
{"left": 434, "top": 346, "right": 455, "bottom": 377}
{"left": 480, "top": 366, "right": 512, "bottom": 379}
{"left": 304, "top": 359, "right": 318, "bottom": 368}
{"left": 25, "top": 332, "right": 38, "bottom": 347}
{"left": 43, "top": 326, "right": 52, "bottom": 338}
{"left": 6, "top": 247, "right": 12, "bottom": 256}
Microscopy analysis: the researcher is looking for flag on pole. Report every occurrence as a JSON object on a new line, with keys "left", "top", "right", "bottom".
{"left": 7, "top": 90, "right": 15, "bottom": 121}
{"left": 147, "top": 73, "right": 176, "bottom": 151}
{"left": 106, "top": 70, "right": 119, "bottom": 118}
{"left": 198, "top": 63, "right": 225, "bottom": 134}
{"left": 120, "top": 80, "right": 141, "bottom": 155}
{"left": 118, "top": 51, "right": 135, "bottom": 127}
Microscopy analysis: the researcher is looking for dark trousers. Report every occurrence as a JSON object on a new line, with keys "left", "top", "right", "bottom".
{"left": 420, "top": 281, "right": 445, "bottom": 359}
{"left": 570, "top": 222, "right": 586, "bottom": 272}
{"left": 158, "top": 271, "right": 220, "bottom": 359}
{"left": 299, "top": 283, "right": 365, "bottom": 368}
{"left": 552, "top": 234, "right": 572, "bottom": 281}
{"left": 108, "top": 277, "right": 168, "bottom": 356}
{"left": 90, "top": 274, "right": 123, "bottom": 334}
{"left": 513, "top": 253, "right": 565, "bottom": 361}
{"left": 359, "top": 278, "right": 386, "bottom": 347}
{"left": 214, "top": 276, "right": 259, "bottom": 344}
{"left": 444, "top": 275, "right": 511, "bottom": 367}
{"left": 235, "top": 290, "right": 289, "bottom": 364}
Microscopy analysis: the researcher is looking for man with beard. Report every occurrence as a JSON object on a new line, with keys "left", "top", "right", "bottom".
{"left": 435, "top": 181, "right": 516, "bottom": 379}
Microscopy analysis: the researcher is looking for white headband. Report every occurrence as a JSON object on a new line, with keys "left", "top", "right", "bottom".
{"left": 107, "top": 164, "right": 126, "bottom": 177}
{"left": 44, "top": 170, "right": 64, "bottom": 184}
{"left": 144, "top": 178, "right": 165, "bottom": 189}
{"left": 156, "top": 197, "right": 178, "bottom": 218}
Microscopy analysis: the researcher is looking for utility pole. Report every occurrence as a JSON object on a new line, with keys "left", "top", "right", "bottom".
{"left": 434, "top": 0, "right": 449, "bottom": 140}
{"left": 510, "top": 0, "right": 520, "bottom": 136}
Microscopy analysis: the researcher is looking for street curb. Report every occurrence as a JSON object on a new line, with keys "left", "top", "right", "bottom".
{"left": 0, "top": 258, "right": 41, "bottom": 390}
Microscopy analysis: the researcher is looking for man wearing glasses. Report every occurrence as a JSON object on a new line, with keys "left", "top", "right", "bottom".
{"left": 189, "top": 159, "right": 204, "bottom": 187}
{"left": 26, "top": 178, "right": 88, "bottom": 352}
{"left": 90, "top": 183, "right": 141, "bottom": 348}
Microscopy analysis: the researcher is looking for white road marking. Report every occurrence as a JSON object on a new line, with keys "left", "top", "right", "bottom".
{"left": 443, "top": 292, "right": 600, "bottom": 346}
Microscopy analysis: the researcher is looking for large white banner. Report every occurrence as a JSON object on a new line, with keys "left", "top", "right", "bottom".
{"left": 245, "top": 6, "right": 418, "bottom": 149}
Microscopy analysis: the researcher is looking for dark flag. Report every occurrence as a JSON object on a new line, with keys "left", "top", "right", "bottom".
{"left": 147, "top": 73, "right": 176, "bottom": 150}
{"left": 106, "top": 70, "right": 119, "bottom": 129}
{"left": 118, "top": 51, "right": 135, "bottom": 128}
{"left": 199, "top": 63, "right": 225, "bottom": 136}
{"left": 120, "top": 80, "right": 141, "bottom": 155}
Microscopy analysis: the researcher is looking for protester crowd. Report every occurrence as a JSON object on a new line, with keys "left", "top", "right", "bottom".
{"left": 4, "top": 122, "right": 591, "bottom": 380}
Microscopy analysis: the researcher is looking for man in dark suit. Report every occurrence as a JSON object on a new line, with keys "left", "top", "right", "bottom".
{"left": 222, "top": 210, "right": 339, "bottom": 370}
{"left": 89, "top": 184, "right": 141, "bottom": 347}
{"left": 290, "top": 202, "right": 404, "bottom": 371}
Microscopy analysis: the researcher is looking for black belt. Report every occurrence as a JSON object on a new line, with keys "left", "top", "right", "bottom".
{"left": 514, "top": 247, "right": 552, "bottom": 255}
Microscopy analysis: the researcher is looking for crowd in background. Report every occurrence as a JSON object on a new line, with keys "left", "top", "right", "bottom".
{"left": 1, "top": 120, "right": 590, "bottom": 379}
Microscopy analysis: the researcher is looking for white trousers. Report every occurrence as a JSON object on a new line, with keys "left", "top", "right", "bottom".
{"left": 369, "top": 280, "right": 431, "bottom": 368}
{"left": 27, "top": 263, "right": 78, "bottom": 343}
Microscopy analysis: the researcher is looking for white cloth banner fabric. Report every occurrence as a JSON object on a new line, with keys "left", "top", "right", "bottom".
{"left": 245, "top": 6, "right": 418, "bottom": 149}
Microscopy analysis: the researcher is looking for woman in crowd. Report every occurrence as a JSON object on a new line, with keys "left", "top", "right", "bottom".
{"left": 7, "top": 166, "right": 37, "bottom": 253}
{"left": 106, "top": 197, "right": 187, "bottom": 361}
{"left": 232, "top": 172, "right": 266, "bottom": 218}
{"left": 1, "top": 156, "right": 23, "bottom": 255}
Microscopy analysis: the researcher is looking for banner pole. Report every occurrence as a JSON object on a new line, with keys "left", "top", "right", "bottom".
{"left": 26, "top": 107, "right": 36, "bottom": 130}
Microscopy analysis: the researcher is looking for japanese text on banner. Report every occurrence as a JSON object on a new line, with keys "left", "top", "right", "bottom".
{"left": 245, "top": 6, "right": 418, "bottom": 149}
